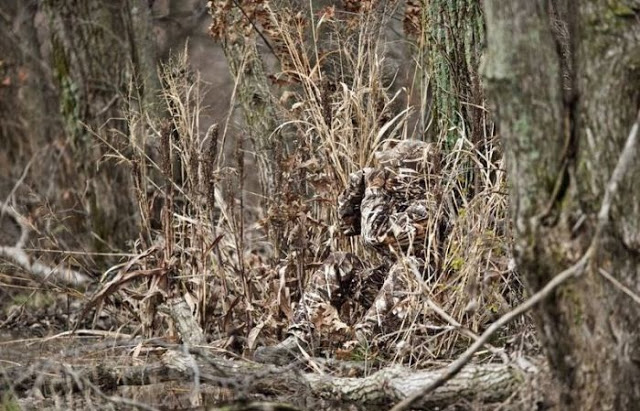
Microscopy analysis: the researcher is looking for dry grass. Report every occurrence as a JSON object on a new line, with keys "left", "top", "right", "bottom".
{"left": 66, "top": 0, "right": 531, "bottom": 371}
{"left": 1, "top": 0, "right": 532, "bottom": 378}
{"left": 0, "top": 3, "right": 543, "bottom": 411}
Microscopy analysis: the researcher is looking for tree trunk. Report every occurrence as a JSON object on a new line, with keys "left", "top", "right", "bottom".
{"left": 209, "top": 2, "right": 280, "bottom": 199}
{"left": 0, "top": 0, "right": 59, "bottom": 170}
{"left": 483, "top": 1, "right": 640, "bottom": 409}
{"left": 44, "top": 0, "right": 160, "bottom": 253}
{"left": 409, "top": 0, "right": 488, "bottom": 147}
{"left": 406, "top": 0, "right": 491, "bottom": 200}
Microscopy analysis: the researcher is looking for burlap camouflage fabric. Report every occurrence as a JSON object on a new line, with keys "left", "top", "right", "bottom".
{"left": 255, "top": 140, "right": 443, "bottom": 364}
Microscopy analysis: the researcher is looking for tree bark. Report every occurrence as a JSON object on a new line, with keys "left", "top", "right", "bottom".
{"left": 209, "top": 2, "right": 280, "bottom": 199}
{"left": 421, "top": 0, "right": 487, "bottom": 147}
{"left": 44, "top": 0, "right": 160, "bottom": 253}
{"left": 406, "top": 0, "right": 492, "bottom": 198}
{"left": 483, "top": 1, "right": 640, "bottom": 409}
{"left": 0, "top": 0, "right": 59, "bottom": 168}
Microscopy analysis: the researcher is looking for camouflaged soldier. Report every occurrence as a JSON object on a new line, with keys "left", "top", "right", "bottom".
{"left": 255, "top": 140, "right": 442, "bottom": 364}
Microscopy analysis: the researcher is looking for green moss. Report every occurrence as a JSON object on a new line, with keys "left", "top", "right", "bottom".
{"left": 11, "top": 292, "right": 56, "bottom": 309}
{"left": 609, "top": 3, "right": 635, "bottom": 17}
{"left": 450, "top": 256, "right": 465, "bottom": 271}
{"left": 591, "top": 2, "right": 635, "bottom": 36}
{"left": 424, "top": 0, "right": 485, "bottom": 147}
{"left": 51, "top": 35, "right": 83, "bottom": 143}
{"left": 488, "top": 302, "right": 500, "bottom": 313}
{"left": 514, "top": 117, "right": 530, "bottom": 140}
{"left": 559, "top": 285, "right": 583, "bottom": 326}
{"left": 1, "top": 393, "right": 20, "bottom": 411}
{"left": 348, "top": 343, "right": 378, "bottom": 363}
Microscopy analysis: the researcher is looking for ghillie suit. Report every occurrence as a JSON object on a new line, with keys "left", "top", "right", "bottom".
{"left": 255, "top": 140, "right": 445, "bottom": 364}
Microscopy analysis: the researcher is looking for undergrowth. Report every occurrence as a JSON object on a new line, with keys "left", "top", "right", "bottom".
{"left": 74, "top": 1, "right": 530, "bottom": 368}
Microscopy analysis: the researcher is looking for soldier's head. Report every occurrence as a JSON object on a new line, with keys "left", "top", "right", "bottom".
{"left": 375, "top": 139, "right": 439, "bottom": 175}
{"left": 337, "top": 169, "right": 368, "bottom": 236}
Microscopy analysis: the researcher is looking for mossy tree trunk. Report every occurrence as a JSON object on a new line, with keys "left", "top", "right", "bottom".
{"left": 412, "top": 0, "right": 487, "bottom": 148}
{"left": 407, "top": 0, "right": 490, "bottom": 200}
{"left": 44, "top": 0, "right": 160, "bottom": 254}
{"left": 483, "top": 1, "right": 640, "bottom": 408}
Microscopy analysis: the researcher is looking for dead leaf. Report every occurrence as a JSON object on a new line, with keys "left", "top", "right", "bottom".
{"left": 247, "top": 314, "right": 271, "bottom": 350}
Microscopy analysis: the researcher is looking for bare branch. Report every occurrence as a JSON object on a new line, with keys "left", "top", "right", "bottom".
{"left": 390, "top": 255, "right": 587, "bottom": 411}
{"left": 595, "top": 109, "right": 640, "bottom": 234}
{"left": 0, "top": 245, "right": 91, "bottom": 286}
{"left": 598, "top": 268, "right": 640, "bottom": 306}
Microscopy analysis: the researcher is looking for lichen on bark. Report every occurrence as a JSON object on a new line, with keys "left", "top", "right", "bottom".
{"left": 483, "top": 1, "right": 640, "bottom": 409}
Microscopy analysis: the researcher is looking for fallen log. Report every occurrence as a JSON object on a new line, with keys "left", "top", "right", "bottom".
{"left": 0, "top": 204, "right": 91, "bottom": 286}
{"left": 3, "top": 293, "right": 538, "bottom": 408}
{"left": 3, "top": 343, "right": 536, "bottom": 409}
{"left": 304, "top": 362, "right": 522, "bottom": 407}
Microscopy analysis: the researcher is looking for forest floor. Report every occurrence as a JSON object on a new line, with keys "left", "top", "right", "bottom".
{"left": 0, "top": 283, "right": 380, "bottom": 411}
{"left": 0, "top": 280, "right": 546, "bottom": 411}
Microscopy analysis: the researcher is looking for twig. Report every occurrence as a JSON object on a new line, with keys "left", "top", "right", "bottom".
{"left": 0, "top": 245, "right": 91, "bottom": 286}
{"left": 595, "top": 109, "right": 640, "bottom": 233}
{"left": 0, "top": 203, "right": 29, "bottom": 248}
{"left": 229, "top": 0, "right": 279, "bottom": 60}
{"left": 1, "top": 189, "right": 92, "bottom": 286}
{"left": 390, "top": 109, "right": 640, "bottom": 411}
{"left": 39, "top": 329, "right": 133, "bottom": 343}
{"left": 598, "top": 268, "right": 640, "bottom": 306}
{"left": 424, "top": 299, "right": 509, "bottom": 363}
{"left": 0, "top": 156, "right": 34, "bottom": 221}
